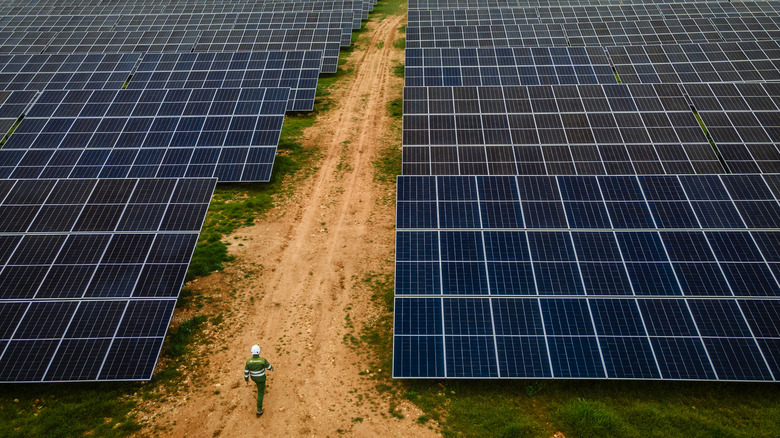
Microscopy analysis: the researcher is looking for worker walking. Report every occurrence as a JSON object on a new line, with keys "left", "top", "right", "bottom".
{"left": 244, "top": 344, "right": 274, "bottom": 416}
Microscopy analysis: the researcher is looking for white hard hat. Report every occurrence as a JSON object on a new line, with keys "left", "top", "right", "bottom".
{"left": 251, "top": 345, "right": 261, "bottom": 355}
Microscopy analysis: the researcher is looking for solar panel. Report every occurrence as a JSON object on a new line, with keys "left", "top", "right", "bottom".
{"left": 406, "top": 4, "right": 771, "bottom": 26}
{"left": 0, "top": 177, "right": 216, "bottom": 382}
{"left": 0, "top": 87, "right": 290, "bottom": 182}
{"left": 0, "top": 89, "right": 36, "bottom": 136}
{"left": 405, "top": 47, "right": 617, "bottom": 87}
{"left": 0, "top": 53, "right": 139, "bottom": 91}
{"left": 406, "top": 19, "right": 775, "bottom": 49}
{"left": 683, "top": 82, "right": 780, "bottom": 174}
{"left": 110, "top": 12, "right": 357, "bottom": 46}
{"left": 393, "top": 174, "right": 780, "bottom": 380}
{"left": 607, "top": 41, "right": 780, "bottom": 85}
{"left": 128, "top": 51, "right": 322, "bottom": 112}
{"left": 44, "top": 30, "right": 200, "bottom": 54}
{"left": 402, "top": 85, "right": 724, "bottom": 176}
{"left": 193, "top": 29, "right": 342, "bottom": 73}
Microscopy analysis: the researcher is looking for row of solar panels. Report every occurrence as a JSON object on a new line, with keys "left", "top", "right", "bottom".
{"left": 0, "top": 51, "right": 323, "bottom": 111}
{"left": 404, "top": 18, "right": 780, "bottom": 48}
{"left": 405, "top": 41, "right": 780, "bottom": 87}
{"left": 402, "top": 83, "right": 780, "bottom": 175}
{"left": 407, "top": 0, "right": 778, "bottom": 9}
{"left": 0, "top": 0, "right": 374, "bottom": 383}
{"left": 395, "top": 175, "right": 780, "bottom": 380}
{"left": 394, "top": 0, "right": 780, "bottom": 381}
{"left": 0, "top": 11, "right": 362, "bottom": 31}
{"left": 0, "top": 28, "right": 343, "bottom": 72}
{"left": 0, "top": 0, "right": 375, "bottom": 19}
{"left": 407, "top": 2, "right": 780, "bottom": 24}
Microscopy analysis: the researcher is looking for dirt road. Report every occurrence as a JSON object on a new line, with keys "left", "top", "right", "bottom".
{"left": 139, "top": 14, "right": 437, "bottom": 438}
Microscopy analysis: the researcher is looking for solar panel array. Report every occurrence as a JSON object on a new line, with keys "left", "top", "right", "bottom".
{"left": 0, "top": 87, "right": 289, "bottom": 181}
{"left": 0, "top": 178, "right": 216, "bottom": 382}
{"left": 0, "top": 0, "right": 376, "bottom": 382}
{"left": 395, "top": 0, "right": 780, "bottom": 381}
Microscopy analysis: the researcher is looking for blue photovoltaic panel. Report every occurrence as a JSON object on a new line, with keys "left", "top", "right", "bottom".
{"left": 606, "top": 41, "right": 780, "bottom": 85}
{"left": 0, "top": 89, "right": 36, "bottom": 137}
{"left": 683, "top": 82, "right": 780, "bottom": 174}
{"left": 401, "top": 84, "right": 724, "bottom": 176}
{"left": 128, "top": 51, "right": 322, "bottom": 112}
{"left": 0, "top": 53, "right": 140, "bottom": 91}
{"left": 0, "top": 177, "right": 216, "bottom": 382}
{"left": 405, "top": 47, "right": 617, "bottom": 87}
{"left": 393, "top": 175, "right": 780, "bottom": 380}
{"left": 193, "top": 29, "right": 343, "bottom": 73}
{"left": 43, "top": 30, "right": 201, "bottom": 54}
{"left": 0, "top": 87, "right": 290, "bottom": 182}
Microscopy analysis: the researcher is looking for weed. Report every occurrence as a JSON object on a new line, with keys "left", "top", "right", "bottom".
{"left": 558, "top": 398, "right": 631, "bottom": 438}
{"left": 525, "top": 381, "right": 544, "bottom": 398}
{"left": 387, "top": 97, "right": 402, "bottom": 118}
{"left": 391, "top": 63, "right": 404, "bottom": 78}
{"left": 162, "top": 315, "right": 208, "bottom": 359}
{"left": 392, "top": 37, "right": 406, "bottom": 50}
{"left": 376, "top": 40, "right": 384, "bottom": 49}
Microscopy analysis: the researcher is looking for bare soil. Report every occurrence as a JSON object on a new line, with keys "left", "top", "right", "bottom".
{"left": 137, "top": 16, "right": 438, "bottom": 438}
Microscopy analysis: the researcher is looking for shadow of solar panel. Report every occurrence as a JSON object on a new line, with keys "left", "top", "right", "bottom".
{"left": 0, "top": 88, "right": 290, "bottom": 182}
{"left": 0, "top": 178, "right": 215, "bottom": 382}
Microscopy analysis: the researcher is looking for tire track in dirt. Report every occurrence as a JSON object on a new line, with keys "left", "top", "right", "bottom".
{"left": 140, "top": 14, "right": 438, "bottom": 438}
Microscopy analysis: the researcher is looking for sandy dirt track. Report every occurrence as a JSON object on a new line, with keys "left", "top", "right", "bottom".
{"left": 138, "top": 14, "right": 438, "bottom": 438}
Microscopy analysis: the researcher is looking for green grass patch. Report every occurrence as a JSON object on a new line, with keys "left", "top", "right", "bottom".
{"left": 612, "top": 66, "right": 621, "bottom": 84}
{"left": 387, "top": 97, "right": 403, "bottom": 119}
{"left": 372, "top": 0, "right": 407, "bottom": 17}
{"left": 0, "top": 385, "right": 142, "bottom": 438}
{"left": 161, "top": 315, "right": 209, "bottom": 360}
{"left": 399, "top": 379, "right": 780, "bottom": 438}
{"left": 0, "top": 115, "right": 23, "bottom": 147}
{"left": 393, "top": 37, "right": 406, "bottom": 50}
{"left": 558, "top": 398, "right": 630, "bottom": 438}
{"left": 693, "top": 109, "right": 730, "bottom": 173}
{"left": 392, "top": 62, "right": 404, "bottom": 78}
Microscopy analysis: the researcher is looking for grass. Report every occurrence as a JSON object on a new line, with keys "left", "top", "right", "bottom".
{"left": 387, "top": 97, "right": 402, "bottom": 119}
{"left": 392, "top": 63, "right": 404, "bottom": 78}
{"left": 0, "top": 115, "right": 23, "bottom": 146}
{"left": 396, "top": 378, "right": 780, "bottom": 437}
{"left": 612, "top": 66, "right": 622, "bottom": 84}
{"left": 692, "top": 108, "right": 731, "bottom": 173}
{"left": 0, "top": 385, "right": 142, "bottom": 438}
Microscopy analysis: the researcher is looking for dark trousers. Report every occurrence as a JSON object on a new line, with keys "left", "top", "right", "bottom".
{"left": 252, "top": 376, "right": 267, "bottom": 411}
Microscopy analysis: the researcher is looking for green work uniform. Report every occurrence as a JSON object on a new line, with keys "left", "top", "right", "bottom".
{"left": 244, "top": 355, "right": 273, "bottom": 412}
